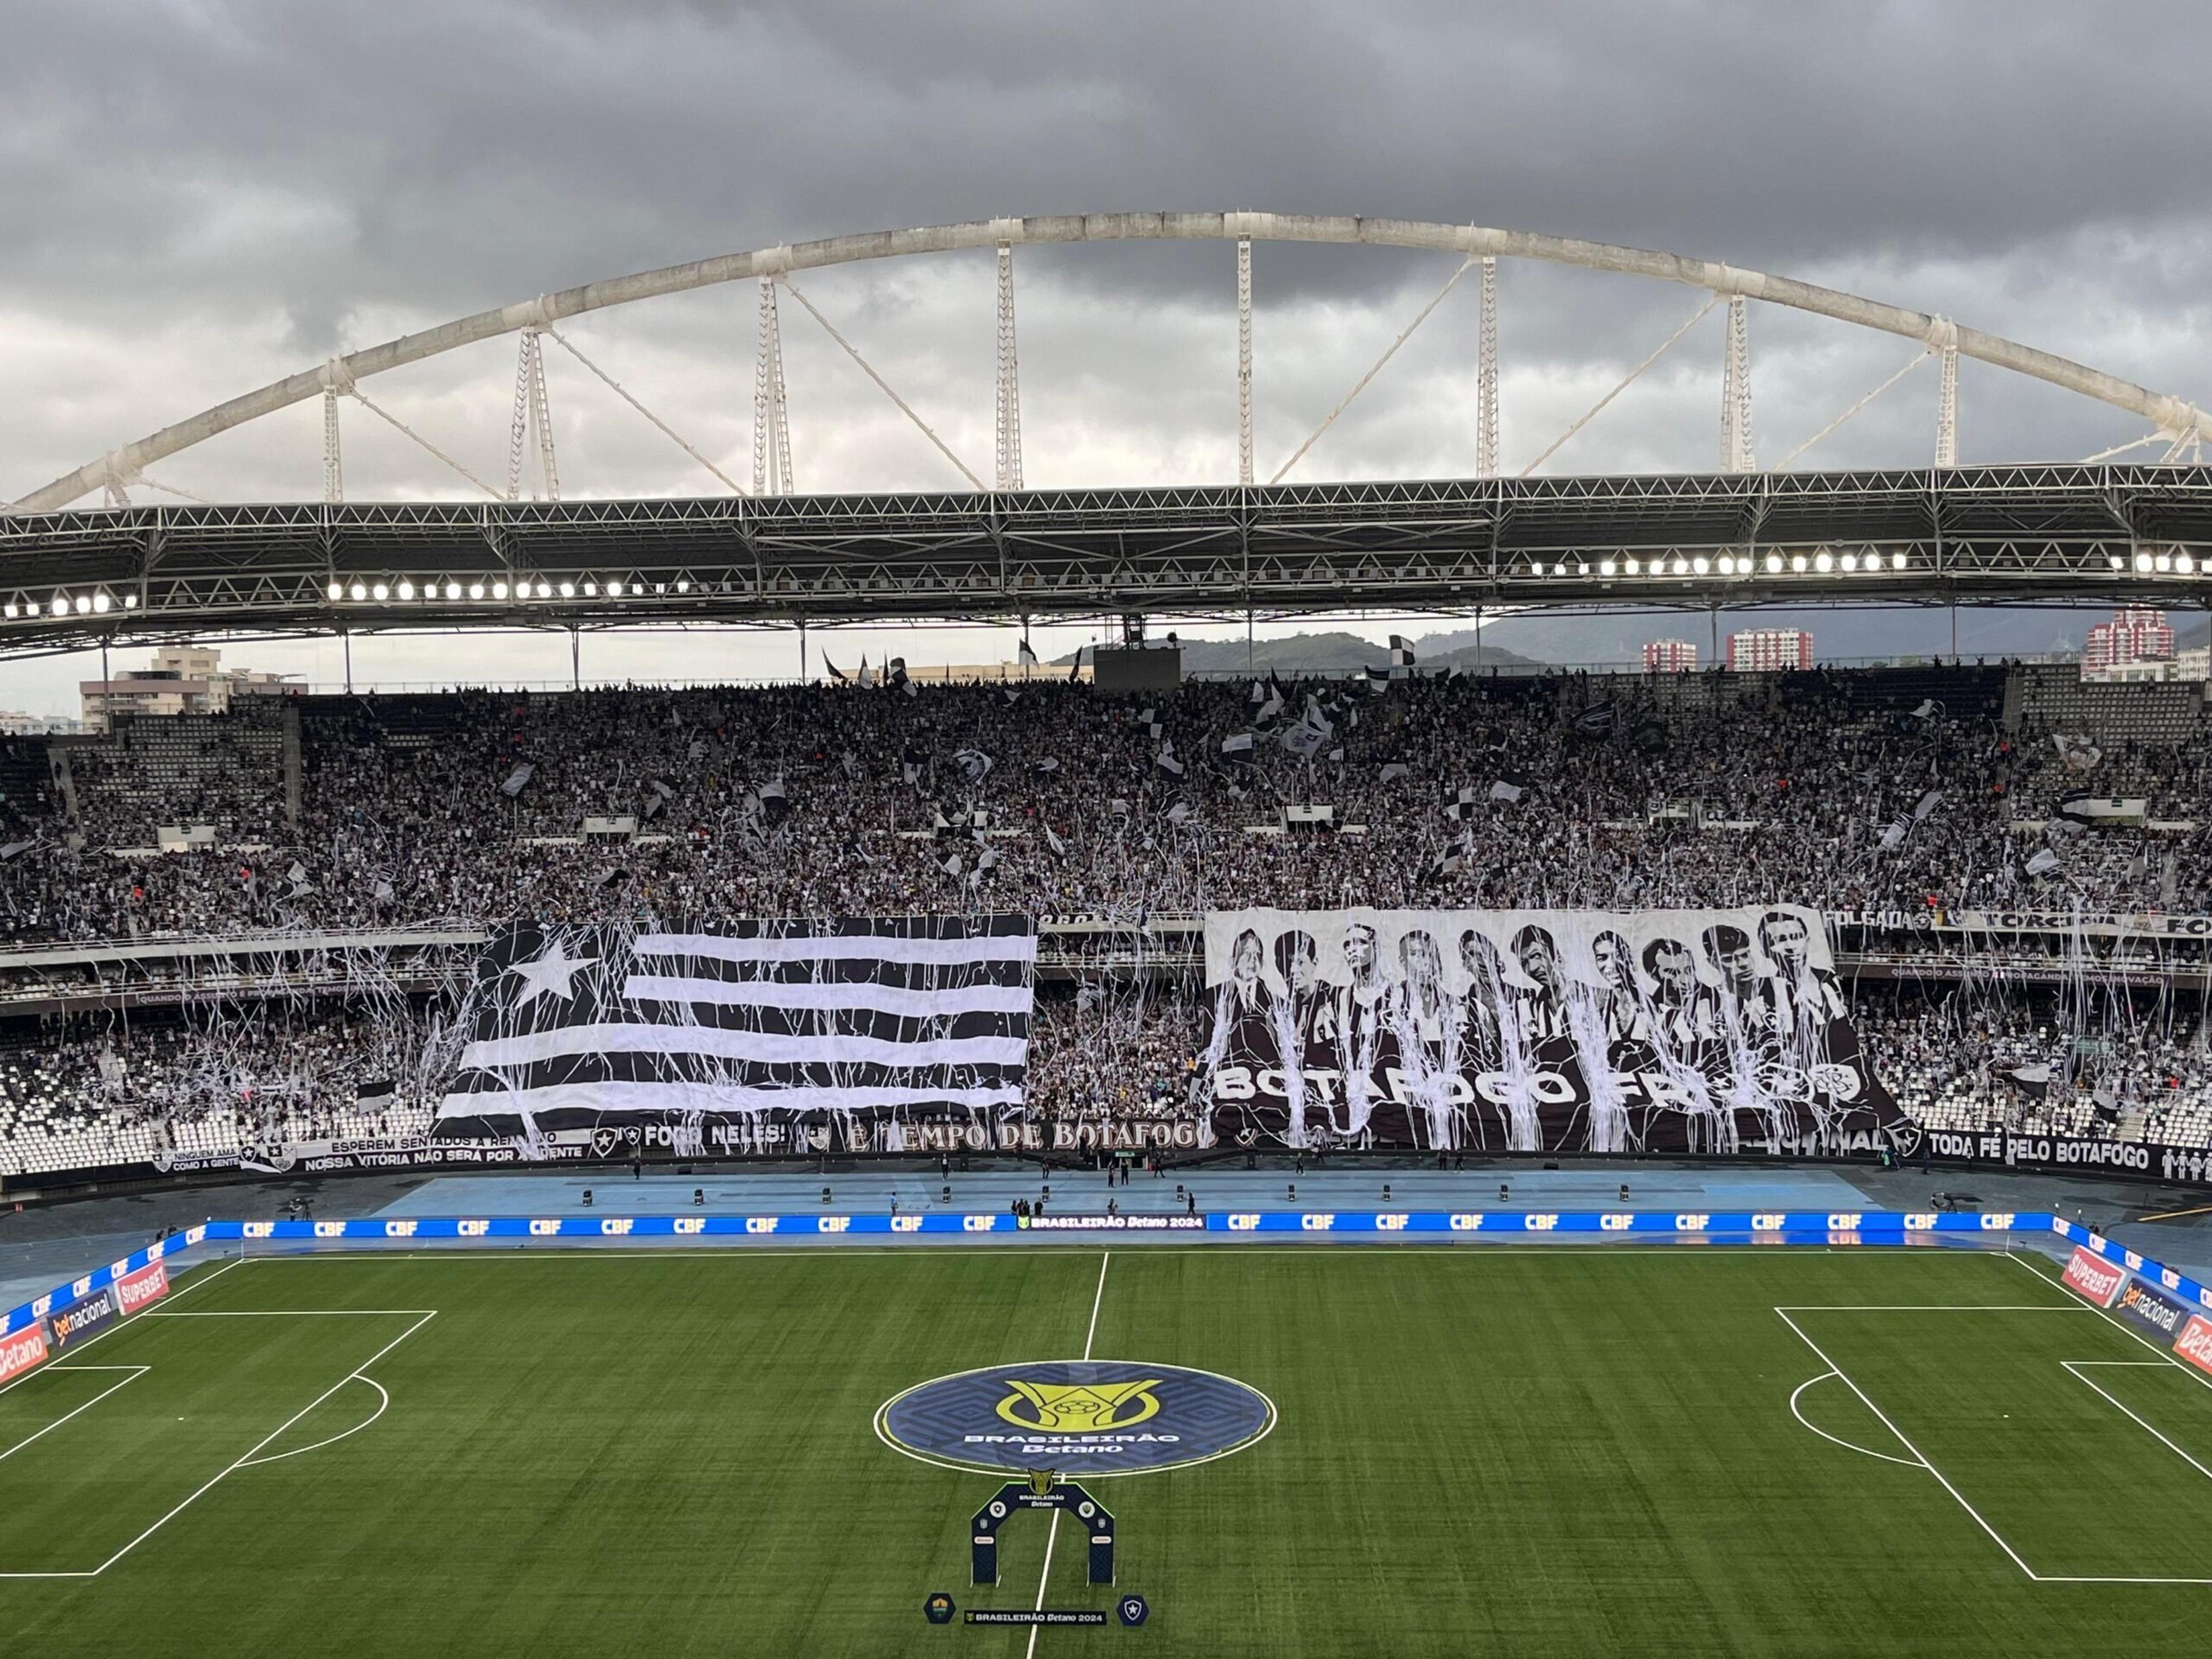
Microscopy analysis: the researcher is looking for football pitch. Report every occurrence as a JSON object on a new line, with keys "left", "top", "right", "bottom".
{"left": 1, "top": 1242, "right": 2209, "bottom": 1657}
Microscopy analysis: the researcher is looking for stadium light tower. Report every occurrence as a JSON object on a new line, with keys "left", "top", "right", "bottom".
{"left": 319, "top": 358, "right": 347, "bottom": 504}
{"left": 1237, "top": 235, "right": 1255, "bottom": 486}
{"left": 1476, "top": 255, "right": 1499, "bottom": 477}
{"left": 754, "top": 276, "right": 794, "bottom": 496}
{"left": 1721, "top": 296, "right": 1755, "bottom": 473}
{"left": 994, "top": 237, "right": 1024, "bottom": 492}
{"left": 1936, "top": 319, "right": 1960, "bottom": 467}
{"left": 506, "top": 325, "right": 560, "bottom": 502}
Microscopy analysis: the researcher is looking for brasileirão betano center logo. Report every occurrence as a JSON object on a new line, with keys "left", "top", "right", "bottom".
{"left": 876, "top": 1360, "right": 1275, "bottom": 1476}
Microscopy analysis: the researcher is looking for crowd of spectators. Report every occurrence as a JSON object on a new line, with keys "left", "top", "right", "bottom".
{"left": 5, "top": 665, "right": 2210, "bottom": 942}
{"left": 2, "top": 664, "right": 2210, "bottom": 1173}
{"left": 1858, "top": 984, "right": 2212, "bottom": 1143}
{"left": 1025, "top": 988, "right": 1207, "bottom": 1126}
{"left": 0, "top": 1002, "right": 440, "bottom": 1175}
{"left": 0, "top": 987, "right": 1217, "bottom": 1176}
{"left": 3, "top": 972, "right": 2209, "bottom": 1177}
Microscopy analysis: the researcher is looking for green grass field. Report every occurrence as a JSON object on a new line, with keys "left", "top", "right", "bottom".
{"left": 1, "top": 1242, "right": 2209, "bottom": 1656}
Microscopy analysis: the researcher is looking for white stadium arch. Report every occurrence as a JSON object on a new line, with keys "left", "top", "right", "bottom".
{"left": 13, "top": 211, "right": 2212, "bottom": 513}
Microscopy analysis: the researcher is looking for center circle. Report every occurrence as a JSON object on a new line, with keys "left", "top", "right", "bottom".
{"left": 874, "top": 1359, "right": 1276, "bottom": 1476}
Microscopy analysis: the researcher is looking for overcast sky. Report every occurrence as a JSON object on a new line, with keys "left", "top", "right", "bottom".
{"left": 4, "top": 1, "right": 2210, "bottom": 712}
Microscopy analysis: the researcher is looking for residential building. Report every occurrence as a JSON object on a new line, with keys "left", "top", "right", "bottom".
{"left": 1642, "top": 639, "right": 1698, "bottom": 673}
{"left": 2082, "top": 608, "right": 2176, "bottom": 675}
{"left": 1726, "top": 628, "right": 1813, "bottom": 672}
{"left": 79, "top": 646, "right": 300, "bottom": 731}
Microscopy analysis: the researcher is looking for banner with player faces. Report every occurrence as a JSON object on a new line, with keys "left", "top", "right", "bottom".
{"left": 1202, "top": 906, "right": 1912, "bottom": 1155}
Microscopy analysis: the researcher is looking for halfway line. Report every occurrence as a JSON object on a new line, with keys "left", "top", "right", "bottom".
{"left": 1029, "top": 1251, "right": 1112, "bottom": 1659}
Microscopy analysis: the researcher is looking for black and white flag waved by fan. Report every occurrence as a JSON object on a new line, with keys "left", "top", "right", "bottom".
{"left": 434, "top": 918, "right": 1036, "bottom": 1136}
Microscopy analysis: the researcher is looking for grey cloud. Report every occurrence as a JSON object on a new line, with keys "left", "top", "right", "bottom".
{"left": 0, "top": 6, "right": 2206, "bottom": 532}
{"left": 12, "top": 2, "right": 2212, "bottom": 321}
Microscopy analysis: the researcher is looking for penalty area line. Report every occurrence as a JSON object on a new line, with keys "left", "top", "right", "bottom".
{"left": 1774, "top": 1304, "right": 2091, "bottom": 1312}
{"left": 145, "top": 1309, "right": 440, "bottom": 1317}
{"left": 2061, "top": 1362, "right": 2212, "bottom": 1486}
{"left": 0, "top": 1302, "right": 434, "bottom": 1581}
{"left": 2003, "top": 1249, "right": 2212, "bottom": 1397}
{"left": 1774, "top": 1306, "right": 2041, "bottom": 1580}
{"left": 1781, "top": 1299, "right": 2212, "bottom": 1586}
{"left": 0, "top": 1254, "right": 247, "bottom": 1405}
{"left": 0, "top": 1367, "right": 150, "bottom": 1465}
{"left": 237, "top": 1374, "right": 391, "bottom": 1468}
{"left": 84, "top": 1308, "right": 435, "bottom": 1577}
{"left": 1786, "top": 1370, "right": 1918, "bottom": 1467}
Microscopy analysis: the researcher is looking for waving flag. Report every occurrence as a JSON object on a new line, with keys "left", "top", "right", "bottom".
{"left": 435, "top": 918, "right": 1036, "bottom": 1135}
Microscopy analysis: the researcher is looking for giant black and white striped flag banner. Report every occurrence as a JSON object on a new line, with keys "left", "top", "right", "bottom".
{"left": 434, "top": 918, "right": 1036, "bottom": 1137}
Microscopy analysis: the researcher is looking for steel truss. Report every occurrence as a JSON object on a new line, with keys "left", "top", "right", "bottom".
{"left": 19, "top": 211, "right": 2212, "bottom": 519}
{"left": 2, "top": 464, "right": 2210, "bottom": 654}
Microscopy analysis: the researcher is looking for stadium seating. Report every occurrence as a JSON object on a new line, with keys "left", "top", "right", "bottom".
{"left": 3, "top": 664, "right": 2207, "bottom": 941}
{"left": 2013, "top": 662, "right": 2207, "bottom": 743}
{"left": 0, "top": 661, "right": 2206, "bottom": 1176}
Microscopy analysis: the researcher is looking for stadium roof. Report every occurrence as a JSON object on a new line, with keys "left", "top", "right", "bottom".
{"left": 3, "top": 464, "right": 2209, "bottom": 654}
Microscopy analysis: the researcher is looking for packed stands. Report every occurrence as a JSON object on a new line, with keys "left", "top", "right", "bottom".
{"left": 3, "top": 662, "right": 2207, "bottom": 940}
{"left": 0, "top": 660, "right": 2207, "bottom": 1178}
{"left": 0, "top": 1003, "right": 438, "bottom": 1177}
{"left": 1856, "top": 983, "right": 2212, "bottom": 1145}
